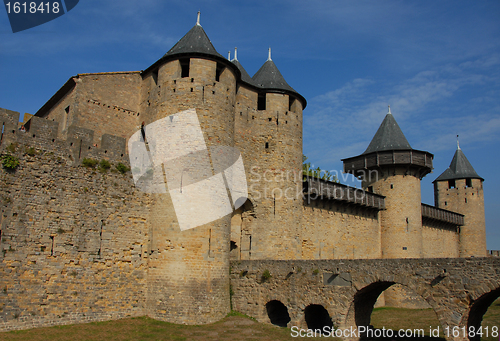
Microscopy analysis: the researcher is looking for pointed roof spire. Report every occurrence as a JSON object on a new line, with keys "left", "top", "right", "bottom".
{"left": 363, "top": 109, "right": 412, "bottom": 154}
{"left": 228, "top": 51, "right": 231, "bottom": 60}
{"left": 231, "top": 49, "right": 256, "bottom": 86}
{"left": 252, "top": 50, "right": 296, "bottom": 93}
{"left": 457, "top": 134, "right": 460, "bottom": 150}
{"left": 434, "top": 143, "right": 483, "bottom": 182}
{"left": 163, "top": 13, "right": 223, "bottom": 59}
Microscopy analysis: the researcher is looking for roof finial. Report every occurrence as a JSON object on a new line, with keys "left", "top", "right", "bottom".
{"left": 457, "top": 134, "right": 460, "bottom": 150}
{"left": 234, "top": 47, "right": 238, "bottom": 61}
{"left": 388, "top": 105, "right": 391, "bottom": 115}
{"left": 228, "top": 51, "right": 231, "bottom": 60}
{"left": 268, "top": 47, "right": 272, "bottom": 61}
{"left": 196, "top": 11, "right": 201, "bottom": 26}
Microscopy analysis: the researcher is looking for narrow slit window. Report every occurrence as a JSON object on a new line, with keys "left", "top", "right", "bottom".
{"left": 265, "top": 142, "right": 269, "bottom": 149}
{"left": 258, "top": 93, "right": 266, "bottom": 110}
{"left": 180, "top": 59, "right": 190, "bottom": 78}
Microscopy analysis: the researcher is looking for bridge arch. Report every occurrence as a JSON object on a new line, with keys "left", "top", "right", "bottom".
{"left": 265, "top": 300, "right": 290, "bottom": 327}
{"left": 304, "top": 304, "right": 333, "bottom": 331}
{"left": 464, "top": 285, "right": 500, "bottom": 341}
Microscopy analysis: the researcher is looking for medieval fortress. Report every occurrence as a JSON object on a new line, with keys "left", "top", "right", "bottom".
{"left": 0, "top": 15, "right": 491, "bottom": 332}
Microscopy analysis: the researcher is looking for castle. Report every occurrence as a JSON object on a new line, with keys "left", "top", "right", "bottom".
{"left": 0, "top": 14, "right": 487, "bottom": 330}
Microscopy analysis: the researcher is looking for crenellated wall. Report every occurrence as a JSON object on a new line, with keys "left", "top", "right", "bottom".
{"left": 0, "top": 108, "right": 149, "bottom": 331}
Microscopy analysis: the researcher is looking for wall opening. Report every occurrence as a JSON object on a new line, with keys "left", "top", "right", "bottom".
{"left": 265, "top": 142, "right": 269, "bottom": 149}
{"left": 152, "top": 69, "right": 158, "bottom": 85}
{"left": 304, "top": 304, "right": 333, "bottom": 331}
{"left": 289, "top": 96, "right": 295, "bottom": 112}
{"left": 265, "top": 300, "right": 290, "bottom": 327}
{"left": 258, "top": 93, "right": 266, "bottom": 111}
{"left": 466, "top": 178, "right": 472, "bottom": 188}
{"left": 215, "top": 63, "right": 225, "bottom": 82}
{"left": 180, "top": 58, "right": 190, "bottom": 78}
{"left": 0, "top": 121, "right": 4, "bottom": 145}
{"left": 448, "top": 179, "right": 456, "bottom": 189}
{"left": 467, "top": 288, "right": 500, "bottom": 341}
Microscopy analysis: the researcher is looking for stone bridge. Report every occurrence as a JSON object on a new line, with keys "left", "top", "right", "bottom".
{"left": 230, "top": 258, "right": 500, "bottom": 341}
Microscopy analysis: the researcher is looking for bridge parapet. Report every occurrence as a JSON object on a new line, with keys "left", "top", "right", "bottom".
{"left": 230, "top": 258, "right": 500, "bottom": 341}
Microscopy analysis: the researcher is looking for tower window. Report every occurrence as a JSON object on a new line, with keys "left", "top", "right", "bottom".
{"left": 180, "top": 59, "right": 190, "bottom": 78}
{"left": 402, "top": 247, "right": 407, "bottom": 250}
{"left": 265, "top": 142, "right": 269, "bottom": 149}
{"left": 466, "top": 178, "right": 472, "bottom": 188}
{"left": 448, "top": 180, "right": 456, "bottom": 189}
{"left": 390, "top": 184, "right": 394, "bottom": 189}
{"left": 465, "top": 198, "right": 468, "bottom": 203}
{"left": 258, "top": 93, "right": 266, "bottom": 110}
{"left": 215, "top": 63, "right": 224, "bottom": 82}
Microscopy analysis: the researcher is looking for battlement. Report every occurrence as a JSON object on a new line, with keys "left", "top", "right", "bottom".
{"left": 1, "top": 107, "right": 128, "bottom": 163}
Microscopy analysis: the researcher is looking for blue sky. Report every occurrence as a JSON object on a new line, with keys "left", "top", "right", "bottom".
{"left": 1, "top": 0, "right": 499, "bottom": 249}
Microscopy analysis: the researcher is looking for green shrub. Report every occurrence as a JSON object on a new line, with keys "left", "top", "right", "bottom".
{"left": 261, "top": 269, "right": 272, "bottom": 281}
{"left": 82, "top": 158, "right": 98, "bottom": 168}
{"left": 1, "top": 154, "right": 19, "bottom": 170}
{"left": 99, "top": 159, "right": 111, "bottom": 172}
{"left": 116, "top": 162, "right": 130, "bottom": 174}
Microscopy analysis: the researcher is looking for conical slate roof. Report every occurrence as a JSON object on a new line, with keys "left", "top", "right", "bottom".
{"left": 363, "top": 108, "right": 412, "bottom": 154}
{"left": 434, "top": 147, "right": 483, "bottom": 182}
{"left": 164, "top": 23, "right": 224, "bottom": 59}
{"left": 252, "top": 57, "right": 297, "bottom": 93}
{"left": 232, "top": 59, "right": 256, "bottom": 86}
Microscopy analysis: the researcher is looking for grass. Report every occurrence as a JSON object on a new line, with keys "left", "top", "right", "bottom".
{"left": 371, "top": 298, "right": 500, "bottom": 341}
{"left": 0, "top": 300, "right": 497, "bottom": 341}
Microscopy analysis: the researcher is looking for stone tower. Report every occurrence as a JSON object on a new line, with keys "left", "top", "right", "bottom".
{"left": 433, "top": 142, "right": 486, "bottom": 257}
{"left": 342, "top": 107, "right": 433, "bottom": 258}
{"left": 140, "top": 14, "right": 239, "bottom": 324}
{"left": 232, "top": 48, "right": 306, "bottom": 260}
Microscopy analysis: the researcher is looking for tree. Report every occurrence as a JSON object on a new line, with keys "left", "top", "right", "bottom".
{"left": 302, "top": 155, "right": 338, "bottom": 182}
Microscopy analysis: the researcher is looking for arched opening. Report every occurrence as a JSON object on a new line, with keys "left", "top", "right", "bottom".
{"left": 350, "top": 282, "right": 444, "bottom": 340}
{"left": 265, "top": 300, "right": 290, "bottom": 327}
{"left": 304, "top": 304, "right": 333, "bottom": 331}
{"left": 468, "top": 288, "right": 500, "bottom": 341}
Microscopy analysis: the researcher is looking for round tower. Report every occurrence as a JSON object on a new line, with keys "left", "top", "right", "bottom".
{"left": 138, "top": 13, "right": 239, "bottom": 324}
{"left": 433, "top": 140, "right": 486, "bottom": 257}
{"left": 232, "top": 48, "right": 306, "bottom": 260}
{"left": 342, "top": 107, "right": 433, "bottom": 258}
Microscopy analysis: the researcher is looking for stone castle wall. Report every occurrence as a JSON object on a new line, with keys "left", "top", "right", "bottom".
{"left": 301, "top": 198, "right": 381, "bottom": 260}
{"left": 0, "top": 108, "right": 150, "bottom": 331}
{"left": 38, "top": 72, "right": 143, "bottom": 147}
